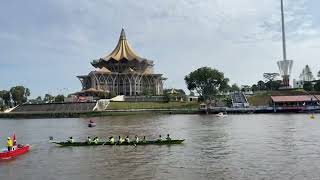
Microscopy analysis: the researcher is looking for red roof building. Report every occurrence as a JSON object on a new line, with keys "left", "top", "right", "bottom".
{"left": 271, "top": 95, "right": 319, "bottom": 112}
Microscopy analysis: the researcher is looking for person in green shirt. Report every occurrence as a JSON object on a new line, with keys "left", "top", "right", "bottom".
{"left": 118, "top": 136, "right": 125, "bottom": 144}
{"left": 109, "top": 136, "right": 115, "bottom": 144}
{"left": 166, "top": 134, "right": 171, "bottom": 141}
{"left": 93, "top": 137, "right": 99, "bottom": 144}
{"left": 86, "top": 136, "right": 92, "bottom": 144}
{"left": 125, "top": 136, "right": 130, "bottom": 143}
{"left": 134, "top": 135, "right": 139, "bottom": 143}
{"left": 142, "top": 136, "right": 147, "bottom": 143}
{"left": 67, "top": 136, "right": 74, "bottom": 143}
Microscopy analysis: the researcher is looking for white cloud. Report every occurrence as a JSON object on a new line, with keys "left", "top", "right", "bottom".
{"left": 0, "top": 0, "right": 319, "bottom": 95}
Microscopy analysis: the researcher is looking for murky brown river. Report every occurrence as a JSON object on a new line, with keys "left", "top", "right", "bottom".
{"left": 1, "top": 114, "right": 320, "bottom": 180}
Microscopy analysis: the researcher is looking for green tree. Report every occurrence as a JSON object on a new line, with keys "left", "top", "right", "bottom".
{"left": 10, "top": 86, "right": 30, "bottom": 106}
{"left": 265, "top": 80, "right": 282, "bottom": 91}
{"left": 54, "top": 94, "right": 65, "bottom": 102}
{"left": 230, "top": 83, "right": 240, "bottom": 92}
{"left": 303, "top": 81, "right": 313, "bottom": 91}
{"left": 314, "top": 81, "right": 320, "bottom": 91}
{"left": 0, "top": 90, "right": 11, "bottom": 107}
{"left": 184, "top": 67, "right": 229, "bottom": 101}
{"left": 257, "top": 81, "right": 266, "bottom": 91}
{"left": 251, "top": 84, "right": 258, "bottom": 92}
{"left": 35, "top": 96, "right": 42, "bottom": 101}
{"left": 44, "top": 94, "right": 54, "bottom": 103}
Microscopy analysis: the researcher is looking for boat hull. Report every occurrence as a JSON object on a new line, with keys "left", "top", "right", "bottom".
{"left": 88, "top": 123, "right": 96, "bottom": 127}
{"left": 52, "top": 140, "right": 184, "bottom": 147}
{"left": 0, "top": 145, "right": 30, "bottom": 159}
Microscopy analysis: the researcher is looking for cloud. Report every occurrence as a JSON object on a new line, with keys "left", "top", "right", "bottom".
{"left": 0, "top": 0, "right": 319, "bottom": 96}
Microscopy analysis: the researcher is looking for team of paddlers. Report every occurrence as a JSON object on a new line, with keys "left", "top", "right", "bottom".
{"left": 66, "top": 134, "right": 172, "bottom": 144}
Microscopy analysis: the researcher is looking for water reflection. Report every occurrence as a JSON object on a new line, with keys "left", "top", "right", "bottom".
{"left": 1, "top": 114, "right": 320, "bottom": 179}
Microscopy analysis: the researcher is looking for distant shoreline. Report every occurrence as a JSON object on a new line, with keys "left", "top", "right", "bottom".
{"left": 0, "top": 108, "right": 318, "bottom": 119}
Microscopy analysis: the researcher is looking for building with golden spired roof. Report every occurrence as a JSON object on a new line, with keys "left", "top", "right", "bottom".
{"left": 77, "top": 29, "right": 166, "bottom": 96}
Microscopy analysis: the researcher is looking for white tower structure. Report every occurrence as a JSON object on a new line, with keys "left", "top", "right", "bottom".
{"left": 277, "top": 0, "right": 293, "bottom": 87}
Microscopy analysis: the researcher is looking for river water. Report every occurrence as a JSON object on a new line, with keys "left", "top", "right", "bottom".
{"left": 0, "top": 114, "right": 320, "bottom": 180}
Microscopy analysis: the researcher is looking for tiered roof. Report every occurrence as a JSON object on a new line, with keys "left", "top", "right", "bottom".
{"left": 91, "top": 28, "right": 151, "bottom": 68}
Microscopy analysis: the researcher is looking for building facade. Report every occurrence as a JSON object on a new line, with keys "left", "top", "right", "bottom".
{"left": 77, "top": 29, "right": 166, "bottom": 96}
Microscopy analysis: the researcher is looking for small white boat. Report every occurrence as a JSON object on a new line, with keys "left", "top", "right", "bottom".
{"left": 216, "top": 112, "right": 227, "bottom": 117}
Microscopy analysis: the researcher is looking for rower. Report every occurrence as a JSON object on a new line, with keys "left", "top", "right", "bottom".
{"left": 109, "top": 136, "right": 115, "bottom": 144}
{"left": 166, "top": 134, "right": 171, "bottom": 141}
{"left": 86, "top": 136, "right": 92, "bottom": 144}
{"left": 142, "top": 136, "right": 147, "bottom": 143}
{"left": 67, "top": 136, "right": 74, "bottom": 143}
{"left": 7, "top": 137, "right": 13, "bottom": 151}
{"left": 134, "top": 135, "right": 139, "bottom": 143}
{"left": 118, "top": 136, "right": 125, "bottom": 144}
{"left": 158, "top": 135, "right": 162, "bottom": 141}
{"left": 93, "top": 137, "right": 99, "bottom": 144}
{"left": 125, "top": 136, "right": 130, "bottom": 143}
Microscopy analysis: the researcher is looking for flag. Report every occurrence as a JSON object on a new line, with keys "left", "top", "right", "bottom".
{"left": 13, "top": 133, "right": 16, "bottom": 145}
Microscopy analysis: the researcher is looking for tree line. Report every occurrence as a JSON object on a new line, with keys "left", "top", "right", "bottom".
{"left": 184, "top": 66, "right": 320, "bottom": 102}
{"left": 0, "top": 85, "right": 68, "bottom": 111}
{"left": 0, "top": 86, "right": 30, "bottom": 110}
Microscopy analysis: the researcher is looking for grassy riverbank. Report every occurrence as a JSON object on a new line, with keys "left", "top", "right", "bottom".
{"left": 247, "top": 89, "right": 313, "bottom": 106}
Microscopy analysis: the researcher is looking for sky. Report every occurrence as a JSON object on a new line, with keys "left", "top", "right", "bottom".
{"left": 1, "top": 0, "right": 320, "bottom": 98}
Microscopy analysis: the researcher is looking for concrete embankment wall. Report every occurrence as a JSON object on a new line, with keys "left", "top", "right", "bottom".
{"left": 0, "top": 109, "right": 199, "bottom": 119}
{"left": 11, "top": 102, "right": 97, "bottom": 113}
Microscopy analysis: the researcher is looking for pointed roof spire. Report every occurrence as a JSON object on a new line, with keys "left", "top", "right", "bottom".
{"left": 120, "top": 28, "right": 126, "bottom": 40}
{"left": 99, "top": 28, "right": 146, "bottom": 62}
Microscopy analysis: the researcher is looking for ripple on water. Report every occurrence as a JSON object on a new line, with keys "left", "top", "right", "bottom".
{"left": 1, "top": 114, "right": 320, "bottom": 179}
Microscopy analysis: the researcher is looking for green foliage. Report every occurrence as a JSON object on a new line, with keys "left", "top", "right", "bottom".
{"left": 257, "top": 81, "right": 266, "bottom": 91}
{"left": 10, "top": 86, "right": 30, "bottom": 105}
{"left": 163, "top": 89, "right": 186, "bottom": 102}
{"left": 265, "top": 80, "right": 282, "bottom": 91}
{"left": 251, "top": 84, "right": 258, "bottom": 92}
{"left": 314, "top": 81, "right": 320, "bottom": 91}
{"left": 184, "top": 67, "right": 229, "bottom": 100}
{"left": 0, "top": 90, "right": 11, "bottom": 107}
{"left": 54, "top": 94, "right": 65, "bottom": 102}
{"left": 231, "top": 83, "right": 240, "bottom": 92}
{"left": 35, "top": 96, "right": 42, "bottom": 101}
{"left": 44, "top": 94, "right": 54, "bottom": 103}
{"left": 303, "top": 81, "right": 313, "bottom": 91}
{"left": 223, "top": 97, "right": 233, "bottom": 107}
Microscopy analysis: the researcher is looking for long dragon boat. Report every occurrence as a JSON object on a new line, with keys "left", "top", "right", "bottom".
{"left": 51, "top": 139, "right": 185, "bottom": 147}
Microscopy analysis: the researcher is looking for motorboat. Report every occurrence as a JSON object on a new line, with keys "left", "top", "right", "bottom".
{"left": 216, "top": 112, "right": 227, "bottom": 117}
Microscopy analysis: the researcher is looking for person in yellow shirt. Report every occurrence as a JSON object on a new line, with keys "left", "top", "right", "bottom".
{"left": 109, "top": 136, "right": 115, "bottom": 144}
{"left": 7, "top": 137, "right": 13, "bottom": 151}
